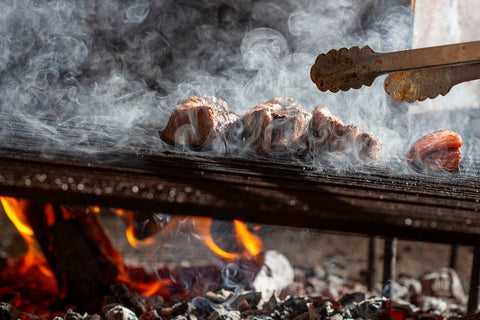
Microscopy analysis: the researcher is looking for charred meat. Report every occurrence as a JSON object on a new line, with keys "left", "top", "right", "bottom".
{"left": 406, "top": 130, "right": 462, "bottom": 172}
{"left": 160, "top": 96, "right": 239, "bottom": 149}
{"left": 309, "top": 106, "right": 380, "bottom": 162}
{"left": 242, "top": 97, "right": 311, "bottom": 156}
{"left": 354, "top": 131, "right": 381, "bottom": 163}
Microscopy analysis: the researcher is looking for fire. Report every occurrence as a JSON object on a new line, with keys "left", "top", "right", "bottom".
{"left": 192, "top": 217, "right": 264, "bottom": 261}
{"left": 109, "top": 208, "right": 263, "bottom": 261}
{"left": 0, "top": 196, "right": 59, "bottom": 303}
{"left": 0, "top": 197, "right": 264, "bottom": 314}
{"left": 411, "top": 0, "right": 415, "bottom": 15}
{"left": 110, "top": 208, "right": 155, "bottom": 248}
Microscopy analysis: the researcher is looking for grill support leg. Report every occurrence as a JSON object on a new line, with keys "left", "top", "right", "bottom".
{"left": 449, "top": 244, "right": 458, "bottom": 270}
{"left": 467, "top": 246, "right": 480, "bottom": 314}
{"left": 367, "top": 236, "right": 378, "bottom": 291}
{"left": 382, "top": 237, "right": 397, "bottom": 298}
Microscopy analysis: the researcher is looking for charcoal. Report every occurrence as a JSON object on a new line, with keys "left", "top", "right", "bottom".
{"left": 191, "top": 297, "right": 214, "bottom": 319}
{"left": 104, "top": 305, "right": 138, "bottom": 320}
{"left": 242, "top": 97, "right": 311, "bottom": 157}
{"left": 0, "top": 302, "right": 12, "bottom": 320}
{"left": 205, "top": 290, "right": 233, "bottom": 303}
{"left": 349, "top": 297, "right": 386, "bottom": 319}
{"left": 306, "top": 302, "right": 321, "bottom": 320}
{"left": 159, "top": 302, "right": 189, "bottom": 318}
{"left": 416, "top": 296, "right": 448, "bottom": 314}
{"left": 145, "top": 296, "right": 164, "bottom": 310}
{"left": 109, "top": 283, "right": 147, "bottom": 316}
{"left": 231, "top": 298, "right": 250, "bottom": 311}
{"left": 64, "top": 309, "right": 85, "bottom": 320}
{"left": 160, "top": 96, "right": 240, "bottom": 150}
{"left": 319, "top": 301, "right": 334, "bottom": 317}
{"left": 339, "top": 292, "right": 365, "bottom": 306}
{"left": 261, "top": 295, "right": 279, "bottom": 314}
{"left": 139, "top": 310, "right": 162, "bottom": 320}
{"left": 328, "top": 313, "right": 343, "bottom": 320}
{"left": 84, "top": 314, "right": 102, "bottom": 320}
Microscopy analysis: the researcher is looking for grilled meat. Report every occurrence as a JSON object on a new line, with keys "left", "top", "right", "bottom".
{"left": 354, "top": 131, "right": 381, "bottom": 162}
{"left": 242, "top": 97, "right": 311, "bottom": 156}
{"left": 406, "top": 130, "right": 463, "bottom": 172}
{"left": 160, "top": 96, "right": 240, "bottom": 149}
{"left": 309, "top": 106, "right": 359, "bottom": 153}
{"left": 309, "top": 106, "right": 380, "bottom": 162}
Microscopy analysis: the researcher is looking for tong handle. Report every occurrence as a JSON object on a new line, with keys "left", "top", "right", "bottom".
{"left": 311, "top": 41, "right": 480, "bottom": 93}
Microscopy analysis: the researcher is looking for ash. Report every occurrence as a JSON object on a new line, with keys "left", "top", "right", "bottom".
{"left": 0, "top": 254, "right": 472, "bottom": 320}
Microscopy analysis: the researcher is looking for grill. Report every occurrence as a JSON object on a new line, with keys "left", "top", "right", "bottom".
{"left": 2, "top": 0, "right": 480, "bottom": 317}
{"left": 1, "top": 128, "right": 480, "bottom": 312}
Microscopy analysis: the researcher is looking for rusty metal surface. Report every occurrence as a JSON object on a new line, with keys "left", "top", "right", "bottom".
{"left": 1, "top": 149, "right": 480, "bottom": 245}
{"left": 311, "top": 41, "right": 480, "bottom": 93}
{"left": 384, "top": 62, "right": 480, "bottom": 103}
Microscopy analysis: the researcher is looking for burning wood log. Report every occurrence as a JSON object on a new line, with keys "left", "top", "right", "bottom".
{"left": 21, "top": 202, "right": 120, "bottom": 313}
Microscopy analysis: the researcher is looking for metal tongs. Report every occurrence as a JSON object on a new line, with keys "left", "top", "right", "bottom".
{"left": 310, "top": 41, "right": 480, "bottom": 102}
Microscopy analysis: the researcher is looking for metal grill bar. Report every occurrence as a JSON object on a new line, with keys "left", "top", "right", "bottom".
{"left": 1, "top": 149, "right": 480, "bottom": 312}
{"left": 0, "top": 150, "right": 480, "bottom": 245}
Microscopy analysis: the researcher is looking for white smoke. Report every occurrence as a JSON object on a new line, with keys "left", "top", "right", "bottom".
{"left": 4, "top": 0, "right": 473, "bottom": 171}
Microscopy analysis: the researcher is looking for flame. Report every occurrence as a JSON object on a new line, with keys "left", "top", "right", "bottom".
{"left": 193, "top": 217, "right": 263, "bottom": 261}
{"left": 234, "top": 220, "right": 263, "bottom": 256}
{"left": 0, "top": 198, "right": 264, "bottom": 306}
{"left": 0, "top": 196, "right": 58, "bottom": 300}
{"left": 110, "top": 208, "right": 155, "bottom": 248}
{"left": 411, "top": 0, "right": 415, "bottom": 15}
{"left": 0, "top": 198, "right": 169, "bottom": 303}
{"left": 193, "top": 218, "right": 239, "bottom": 260}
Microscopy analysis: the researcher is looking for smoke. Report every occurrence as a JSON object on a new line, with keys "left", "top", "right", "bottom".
{"left": 4, "top": 0, "right": 474, "bottom": 172}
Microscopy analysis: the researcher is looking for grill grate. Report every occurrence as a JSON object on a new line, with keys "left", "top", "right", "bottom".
{"left": 1, "top": 140, "right": 480, "bottom": 313}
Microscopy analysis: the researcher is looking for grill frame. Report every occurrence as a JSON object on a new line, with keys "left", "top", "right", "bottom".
{"left": 1, "top": 149, "right": 480, "bottom": 313}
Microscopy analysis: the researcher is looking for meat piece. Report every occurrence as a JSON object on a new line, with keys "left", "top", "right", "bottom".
{"left": 309, "top": 106, "right": 359, "bottom": 153}
{"left": 354, "top": 131, "right": 381, "bottom": 163}
{"left": 242, "top": 97, "right": 311, "bottom": 156}
{"left": 406, "top": 130, "right": 462, "bottom": 172}
{"left": 309, "top": 106, "right": 380, "bottom": 162}
{"left": 160, "top": 96, "right": 240, "bottom": 149}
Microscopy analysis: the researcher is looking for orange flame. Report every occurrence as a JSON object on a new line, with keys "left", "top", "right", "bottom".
{"left": 193, "top": 217, "right": 263, "bottom": 261}
{"left": 110, "top": 208, "right": 155, "bottom": 248}
{"left": 234, "top": 220, "right": 263, "bottom": 256}
{"left": 0, "top": 198, "right": 264, "bottom": 302}
{"left": 0, "top": 196, "right": 58, "bottom": 297}
{"left": 411, "top": 0, "right": 415, "bottom": 15}
{"left": 0, "top": 198, "right": 169, "bottom": 300}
